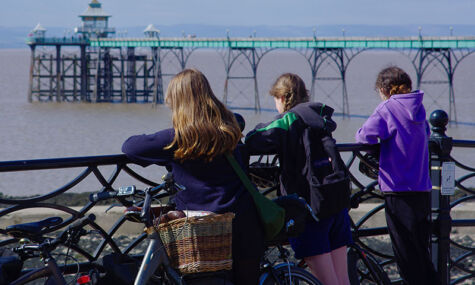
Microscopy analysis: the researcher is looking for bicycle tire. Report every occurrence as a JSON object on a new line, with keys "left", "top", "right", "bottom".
{"left": 260, "top": 264, "right": 323, "bottom": 285}
{"left": 347, "top": 245, "right": 391, "bottom": 285}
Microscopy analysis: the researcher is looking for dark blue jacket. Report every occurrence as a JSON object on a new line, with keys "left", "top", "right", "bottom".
{"left": 245, "top": 102, "right": 337, "bottom": 203}
{"left": 122, "top": 128, "right": 250, "bottom": 213}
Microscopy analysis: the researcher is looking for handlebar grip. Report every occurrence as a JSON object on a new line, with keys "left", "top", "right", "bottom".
{"left": 89, "top": 191, "right": 117, "bottom": 202}
{"left": 141, "top": 191, "right": 152, "bottom": 220}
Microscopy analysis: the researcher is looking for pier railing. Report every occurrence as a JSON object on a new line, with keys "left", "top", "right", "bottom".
{"left": 0, "top": 110, "right": 474, "bottom": 284}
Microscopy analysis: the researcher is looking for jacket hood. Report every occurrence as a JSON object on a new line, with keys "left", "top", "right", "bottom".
{"left": 389, "top": 90, "right": 426, "bottom": 123}
{"left": 290, "top": 102, "right": 337, "bottom": 132}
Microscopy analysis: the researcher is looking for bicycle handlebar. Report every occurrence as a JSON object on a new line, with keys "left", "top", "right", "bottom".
{"left": 89, "top": 191, "right": 118, "bottom": 203}
{"left": 89, "top": 173, "right": 186, "bottom": 204}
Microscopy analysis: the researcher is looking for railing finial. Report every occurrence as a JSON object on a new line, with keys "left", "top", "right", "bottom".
{"left": 429, "top": 109, "right": 448, "bottom": 137}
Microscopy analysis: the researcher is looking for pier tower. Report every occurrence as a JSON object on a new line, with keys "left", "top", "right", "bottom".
{"left": 75, "top": 0, "right": 115, "bottom": 38}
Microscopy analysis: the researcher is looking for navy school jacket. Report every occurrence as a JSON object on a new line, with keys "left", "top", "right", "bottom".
{"left": 245, "top": 102, "right": 337, "bottom": 204}
{"left": 122, "top": 128, "right": 250, "bottom": 214}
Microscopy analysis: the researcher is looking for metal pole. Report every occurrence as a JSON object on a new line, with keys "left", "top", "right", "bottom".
{"left": 309, "top": 48, "right": 318, "bottom": 102}
{"left": 49, "top": 54, "right": 53, "bottom": 101}
{"left": 56, "top": 45, "right": 62, "bottom": 102}
{"left": 429, "top": 109, "right": 453, "bottom": 285}
{"left": 73, "top": 55, "right": 77, "bottom": 101}
{"left": 251, "top": 48, "right": 260, "bottom": 113}
{"left": 80, "top": 45, "right": 88, "bottom": 102}
{"left": 127, "top": 47, "right": 136, "bottom": 103}
{"left": 121, "top": 48, "right": 126, "bottom": 103}
{"left": 27, "top": 45, "right": 36, "bottom": 103}
{"left": 446, "top": 50, "right": 457, "bottom": 122}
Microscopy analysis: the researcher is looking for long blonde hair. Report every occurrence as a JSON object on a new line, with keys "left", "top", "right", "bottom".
{"left": 165, "top": 69, "right": 241, "bottom": 162}
{"left": 270, "top": 73, "right": 309, "bottom": 112}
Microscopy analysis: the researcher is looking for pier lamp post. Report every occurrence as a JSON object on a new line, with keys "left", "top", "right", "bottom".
{"left": 429, "top": 109, "right": 453, "bottom": 285}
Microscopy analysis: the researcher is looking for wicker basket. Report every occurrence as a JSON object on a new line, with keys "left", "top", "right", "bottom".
{"left": 155, "top": 212, "right": 235, "bottom": 274}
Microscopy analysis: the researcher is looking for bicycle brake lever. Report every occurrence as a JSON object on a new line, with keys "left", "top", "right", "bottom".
{"left": 105, "top": 203, "right": 122, "bottom": 213}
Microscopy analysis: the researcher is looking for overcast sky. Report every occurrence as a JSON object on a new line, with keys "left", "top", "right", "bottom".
{"left": 1, "top": 0, "right": 474, "bottom": 28}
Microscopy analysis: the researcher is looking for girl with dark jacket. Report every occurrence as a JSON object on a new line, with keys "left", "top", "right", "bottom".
{"left": 245, "top": 73, "right": 352, "bottom": 285}
{"left": 122, "top": 69, "right": 264, "bottom": 285}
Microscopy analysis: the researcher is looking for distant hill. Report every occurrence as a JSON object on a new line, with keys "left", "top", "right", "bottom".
{"left": 1, "top": 24, "right": 474, "bottom": 49}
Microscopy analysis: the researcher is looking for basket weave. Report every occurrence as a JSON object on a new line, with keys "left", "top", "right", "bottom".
{"left": 156, "top": 212, "right": 235, "bottom": 274}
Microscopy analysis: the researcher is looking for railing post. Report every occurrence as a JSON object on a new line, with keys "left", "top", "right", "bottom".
{"left": 429, "top": 109, "right": 453, "bottom": 285}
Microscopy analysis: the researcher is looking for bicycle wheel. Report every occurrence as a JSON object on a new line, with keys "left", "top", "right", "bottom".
{"left": 347, "top": 245, "right": 391, "bottom": 285}
{"left": 260, "top": 263, "right": 323, "bottom": 285}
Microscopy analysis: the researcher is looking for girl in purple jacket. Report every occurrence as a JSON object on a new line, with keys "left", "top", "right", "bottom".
{"left": 355, "top": 66, "right": 439, "bottom": 285}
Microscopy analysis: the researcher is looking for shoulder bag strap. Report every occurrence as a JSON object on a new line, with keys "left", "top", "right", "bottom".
{"left": 225, "top": 153, "right": 258, "bottom": 194}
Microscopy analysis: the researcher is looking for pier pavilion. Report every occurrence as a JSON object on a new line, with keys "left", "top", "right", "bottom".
{"left": 25, "top": 0, "right": 475, "bottom": 121}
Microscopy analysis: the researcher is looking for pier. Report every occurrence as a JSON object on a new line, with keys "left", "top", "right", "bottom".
{"left": 26, "top": 0, "right": 475, "bottom": 120}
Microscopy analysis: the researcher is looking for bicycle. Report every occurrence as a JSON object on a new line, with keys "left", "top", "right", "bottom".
{"left": 89, "top": 173, "right": 233, "bottom": 285}
{"left": 2, "top": 214, "right": 98, "bottom": 285}
{"left": 347, "top": 187, "right": 391, "bottom": 285}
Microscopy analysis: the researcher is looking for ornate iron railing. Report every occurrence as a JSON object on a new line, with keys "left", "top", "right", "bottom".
{"left": 0, "top": 109, "right": 474, "bottom": 284}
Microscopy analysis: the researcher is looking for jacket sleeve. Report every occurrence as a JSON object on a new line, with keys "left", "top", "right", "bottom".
{"left": 245, "top": 120, "right": 286, "bottom": 154}
{"left": 355, "top": 108, "right": 391, "bottom": 144}
{"left": 122, "top": 129, "right": 174, "bottom": 167}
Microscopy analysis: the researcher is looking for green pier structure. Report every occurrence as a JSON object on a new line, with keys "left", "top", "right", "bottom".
{"left": 26, "top": 2, "right": 475, "bottom": 120}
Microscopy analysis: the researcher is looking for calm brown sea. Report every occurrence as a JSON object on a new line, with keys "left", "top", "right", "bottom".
{"left": 1, "top": 48, "right": 475, "bottom": 195}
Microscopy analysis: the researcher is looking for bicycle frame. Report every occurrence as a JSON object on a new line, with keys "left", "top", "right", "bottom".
{"left": 134, "top": 231, "right": 183, "bottom": 285}
{"left": 10, "top": 250, "right": 67, "bottom": 285}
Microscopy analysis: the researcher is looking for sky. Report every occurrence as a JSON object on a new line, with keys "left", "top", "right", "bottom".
{"left": 0, "top": 0, "right": 474, "bottom": 29}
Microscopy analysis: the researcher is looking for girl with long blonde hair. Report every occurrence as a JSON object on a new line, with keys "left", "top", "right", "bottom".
{"left": 123, "top": 69, "right": 264, "bottom": 285}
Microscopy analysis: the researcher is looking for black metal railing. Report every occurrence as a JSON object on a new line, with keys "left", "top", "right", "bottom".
{"left": 0, "top": 109, "right": 474, "bottom": 284}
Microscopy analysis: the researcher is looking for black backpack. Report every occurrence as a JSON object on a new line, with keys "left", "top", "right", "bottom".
{"left": 307, "top": 132, "right": 351, "bottom": 219}
{"left": 293, "top": 103, "right": 351, "bottom": 219}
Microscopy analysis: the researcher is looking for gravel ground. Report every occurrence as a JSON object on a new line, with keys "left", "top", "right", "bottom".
{"left": 9, "top": 232, "right": 475, "bottom": 284}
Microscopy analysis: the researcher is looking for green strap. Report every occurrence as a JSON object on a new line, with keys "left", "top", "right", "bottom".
{"left": 225, "top": 153, "right": 258, "bottom": 195}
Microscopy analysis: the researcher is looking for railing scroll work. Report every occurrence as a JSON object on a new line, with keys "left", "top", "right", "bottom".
{"left": 0, "top": 110, "right": 474, "bottom": 284}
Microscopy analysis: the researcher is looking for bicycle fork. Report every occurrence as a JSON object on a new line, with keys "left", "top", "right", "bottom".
{"left": 134, "top": 232, "right": 183, "bottom": 285}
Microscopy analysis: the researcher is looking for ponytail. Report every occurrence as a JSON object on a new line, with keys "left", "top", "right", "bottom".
{"left": 270, "top": 73, "right": 309, "bottom": 112}
{"left": 375, "top": 66, "right": 412, "bottom": 98}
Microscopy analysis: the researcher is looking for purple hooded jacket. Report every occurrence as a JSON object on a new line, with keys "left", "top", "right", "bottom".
{"left": 355, "top": 90, "right": 432, "bottom": 192}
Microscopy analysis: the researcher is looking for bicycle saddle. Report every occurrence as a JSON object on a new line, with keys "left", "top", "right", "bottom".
{"left": 5, "top": 216, "right": 63, "bottom": 238}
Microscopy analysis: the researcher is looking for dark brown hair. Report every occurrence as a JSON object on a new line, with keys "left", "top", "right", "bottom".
{"left": 269, "top": 73, "right": 309, "bottom": 112}
{"left": 375, "top": 66, "right": 412, "bottom": 97}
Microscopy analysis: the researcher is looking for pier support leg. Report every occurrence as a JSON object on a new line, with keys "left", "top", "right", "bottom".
{"left": 80, "top": 45, "right": 88, "bottom": 102}
{"left": 151, "top": 47, "right": 163, "bottom": 104}
{"left": 223, "top": 47, "right": 261, "bottom": 112}
{"left": 56, "top": 45, "right": 62, "bottom": 102}
{"left": 127, "top": 47, "right": 136, "bottom": 103}
{"left": 27, "top": 45, "right": 36, "bottom": 103}
{"left": 413, "top": 48, "right": 457, "bottom": 122}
